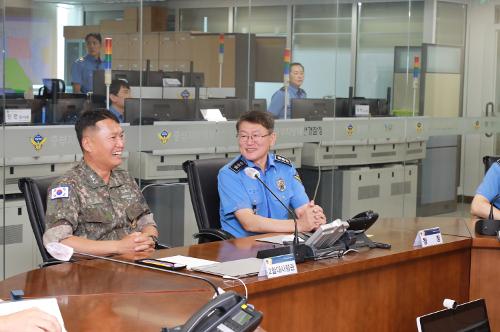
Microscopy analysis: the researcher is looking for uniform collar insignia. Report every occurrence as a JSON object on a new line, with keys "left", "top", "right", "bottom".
{"left": 230, "top": 158, "right": 248, "bottom": 173}
{"left": 274, "top": 154, "right": 292, "bottom": 167}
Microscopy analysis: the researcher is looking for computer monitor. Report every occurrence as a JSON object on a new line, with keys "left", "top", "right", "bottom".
{"left": 48, "top": 98, "right": 89, "bottom": 124}
{"left": 334, "top": 98, "right": 351, "bottom": 117}
{"left": 93, "top": 70, "right": 139, "bottom": 97}
{"left": 183, "top": 72, "right": 205, "bottom": 87}
{"left": 416, "top": 298, "right": 490, "bottom": 332}
{"left": 250, "top": 99, "right": 267, "bottom": 112}
{"left": 291, "top": 99, "right": 335, "bottom": 120}
{"left": 143, "top": 71, "right": 164, "bottom": 87}
{"left": 125, "top": 98, "right": 195, "bottom": 125}
{"left": 199, "top": 98, "right": 235, "bottom": 119}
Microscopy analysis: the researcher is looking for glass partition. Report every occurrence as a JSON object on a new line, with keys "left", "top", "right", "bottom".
{"left": 1, "top": 0, "right": 499, "bottom": 279}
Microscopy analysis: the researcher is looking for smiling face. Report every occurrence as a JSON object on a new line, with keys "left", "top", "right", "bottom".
{"left": 237, "top": 121, "right": 276, "bottom": 170}
{"left": 289, "top": 64, "right": 304, "bottom": 88}
{"left": 82, "top": 118, "right": 124, "bottom": 171}
{"left": 110, "top": 86, "right": 131, "bottom": 113}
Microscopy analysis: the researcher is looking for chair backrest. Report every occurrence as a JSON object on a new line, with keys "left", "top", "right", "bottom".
{"left": 483, "top": 156, "right": 500, "bottom": 174}
{"left": 18, "top": 177, "right": 58, "bottom": 263}
{"left": 183, "top": 158, "right": 230, "bottom": 232}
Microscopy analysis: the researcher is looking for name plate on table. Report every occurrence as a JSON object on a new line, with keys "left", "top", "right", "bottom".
{"left": 258, "top": 254, "right": 297, "bottom": 279}
{"left": 413, "top": 227, "right": 443, "bottom": 248}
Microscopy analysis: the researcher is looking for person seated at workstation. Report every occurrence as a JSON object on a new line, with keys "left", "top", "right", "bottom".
{"left": 43, "top": 110, "right": 159, "bottom": 256}
{"left": 108, "top": 79, "right": 131, "bottom": 123}
{"left": 471, "top": 160, "right": 500, "bottom": 219}
{"left": 218, "top": 110, "right": 326, "bottom": 238}
{"left": 71, "top": 33, "right": 105, "bottom": 94}
{"left": 268, "top": 62, "right": 307, "bottom": 119}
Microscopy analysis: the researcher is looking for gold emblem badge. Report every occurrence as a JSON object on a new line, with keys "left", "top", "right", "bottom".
{"left": 158, "top": 130, "right": 172, "bottom": 144}
{"left": 276, "top": 178, "right": 286, "bottom": 192}
{"left": 416, "top": 122, "right": 423, "bottom": 133}
{"left": 30, "top": 134, "right": 47, "bottom": 151}
{"left": 346, "top": 123, "right": 354, "bottom": 136}
{"left": 474, "top": 120, "right": 480, "bottom": 130}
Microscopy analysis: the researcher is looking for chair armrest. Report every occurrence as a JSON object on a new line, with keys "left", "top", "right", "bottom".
{"left": 194, "top": 228, "right": 234, "bottom": 242}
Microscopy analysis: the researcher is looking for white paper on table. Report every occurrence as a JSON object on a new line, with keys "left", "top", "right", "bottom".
{"left": 0, "top": 298, "right": 66, "bottom": 332}
{"left": 158, "top": 255, "right": 218, "bottom": 270}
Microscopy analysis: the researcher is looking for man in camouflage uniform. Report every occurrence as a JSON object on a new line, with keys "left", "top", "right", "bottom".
{"left": 43, "top": 110, "right": 158, "bottom": 255}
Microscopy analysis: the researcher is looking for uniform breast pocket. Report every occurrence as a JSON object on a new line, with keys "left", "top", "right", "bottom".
{"left": 125, "top": 203, "right": 146, "bottom": 222}
{"left": 81, "top": 204, "right": 112, "bottom": 223}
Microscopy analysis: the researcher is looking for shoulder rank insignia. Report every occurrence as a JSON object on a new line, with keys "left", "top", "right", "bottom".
{"left": 294, "top": 172, "right": 302, "bottom": 183}
{"left": 230, "top": 158, "right": 248, "bottom": 173}
{"left": 275, "top": 154, "right": 292, "bottom": 167}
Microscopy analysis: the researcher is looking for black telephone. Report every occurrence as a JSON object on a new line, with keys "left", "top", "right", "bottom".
{"left": 346, "top": 210, "right": 379, "bottom": 232}
{"left": 164, "top": 291, "right": 263, "bottom": 332}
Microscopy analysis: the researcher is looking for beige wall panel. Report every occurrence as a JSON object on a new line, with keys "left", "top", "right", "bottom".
{"left": 423, "top": 73, "right": 461, "bottom": 117}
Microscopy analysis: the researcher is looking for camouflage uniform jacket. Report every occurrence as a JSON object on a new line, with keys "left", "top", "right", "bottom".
{"left": 43, "top": 160, "right": 156, "bottom": 245}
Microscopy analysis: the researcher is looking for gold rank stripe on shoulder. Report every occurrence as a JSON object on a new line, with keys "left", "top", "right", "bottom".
{"left": 230, "top": 158, "right": 248, "bottom": 173}
{"left": 275, "top": 154, "right": 292, "bottom": 167}
{"left": 294, "top": 173, "right": 302, "bottom": 183}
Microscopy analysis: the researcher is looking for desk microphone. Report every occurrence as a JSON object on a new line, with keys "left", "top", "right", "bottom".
{"left": 243, "top": 167, "right": 308, "bottom": 262}
{"left": 475, "top": 194, "right": 500, "bottom": 236}
{"left": 45, "top": 242, "right": 220, "bottom": 295}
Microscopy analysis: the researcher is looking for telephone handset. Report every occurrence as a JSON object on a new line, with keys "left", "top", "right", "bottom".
{"left": 346, "top": 210, "right": 379, "bottom": 232}
{"left": 165, "top": 291, "right": 263, "bottom": 332}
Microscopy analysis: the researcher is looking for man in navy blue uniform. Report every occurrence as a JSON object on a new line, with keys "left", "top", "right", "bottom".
{"left": 268, "top": 62, "right": 307, "bottom": 119}
{"left": 218, "top": 110, "right": 326, "bottom": 238}
{"left": 471, "top": 160, "right": 500, "bottom": 219}
{"left": 71, "top": 33, "right": 105, "bottom": 94}
{"left": 108, "top": 79, "right": 131, "bottom": 123}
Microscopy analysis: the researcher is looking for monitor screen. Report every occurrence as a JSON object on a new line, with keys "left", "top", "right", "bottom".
{"left": 47, "top": 98, "right": 88, "bottom": 124}
{"left": 183, "top": 72, "right": 205, "bottom": 87}
{"left": 417, "top": 299, "right": 490, "bottom": 332}
{"left": 199, "top": 98, "right": 234, "bottom": 119}
{"left": 250, "top": 99, "right": 267, "bottom": 112}
{"left": 291, "top": 99, "right": 335, "bottom": 120}
{"left": 125, "top": 98, "right": 195, "bottom": 125}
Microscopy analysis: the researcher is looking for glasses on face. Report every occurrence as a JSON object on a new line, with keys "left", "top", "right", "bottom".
{"left": 237, "top": 132, "right": 272, "bottom": 143}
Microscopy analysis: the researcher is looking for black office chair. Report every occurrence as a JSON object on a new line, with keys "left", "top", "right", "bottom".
{"left": 18, "top": 177, "right": 62, "bottom": 267}
{"left": 182, "top": 158, "right": 234, "bottom": 243}
{"left": 482, "top": 156, "right": 500, "bottom": 174}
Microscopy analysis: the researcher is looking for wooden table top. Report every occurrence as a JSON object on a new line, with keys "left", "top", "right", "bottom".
{"left": 0, "top": 217, "right": 475, "bottom": 331}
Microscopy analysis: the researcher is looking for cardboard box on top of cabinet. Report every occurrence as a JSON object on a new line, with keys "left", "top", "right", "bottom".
{"left": 142, "top": 6, "right": 168, "bottom": 32}
{"left": 124, "top": 7, "right": 138, "bottom": 21}
{"left": 100, "top": 19, "right": 137, "bottom": 34}
{"left": 63, "top": 25, "right": 100, "bottom": 39}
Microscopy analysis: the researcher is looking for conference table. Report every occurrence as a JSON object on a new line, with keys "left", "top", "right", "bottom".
{"left": 0, "top": 217, "right": 489, "bottom": 331}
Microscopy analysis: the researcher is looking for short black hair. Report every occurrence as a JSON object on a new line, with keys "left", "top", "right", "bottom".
{"left": 85, "top": 33, "right": 102, "bottom": 44}
{"left": 110, "top": 79, "right": 130, "bottom": 96}
{"left": 236, "top": 110, "right": 274, "bottom": 132}
{"left": 109, "top": 79, "right": 131, "bottom": 105}
{"left": 75, "top": 109, "right": 119, "bottom": 150}
{"left": 290, "top": 62, "right": 304, "bottom": 71}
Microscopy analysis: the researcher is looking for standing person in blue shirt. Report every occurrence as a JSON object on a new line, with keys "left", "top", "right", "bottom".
{"left": 218, "top": 110, "right": 326, "bottom": 238}
{"left": 471, "top": 160, "right": 500, "bottom": 219}
{"left": 108, "top": 79, "right": 131, "bottom": 123}
{"left": 268, "top": 62, "right": 307, "bottom": 119}
{"left": 71, "top": 33, "right": 105, "bottom": 94}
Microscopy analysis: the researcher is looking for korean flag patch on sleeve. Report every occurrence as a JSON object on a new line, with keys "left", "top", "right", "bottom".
{"left": 51, "top": 186, "right": 69, "bottom": 199}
